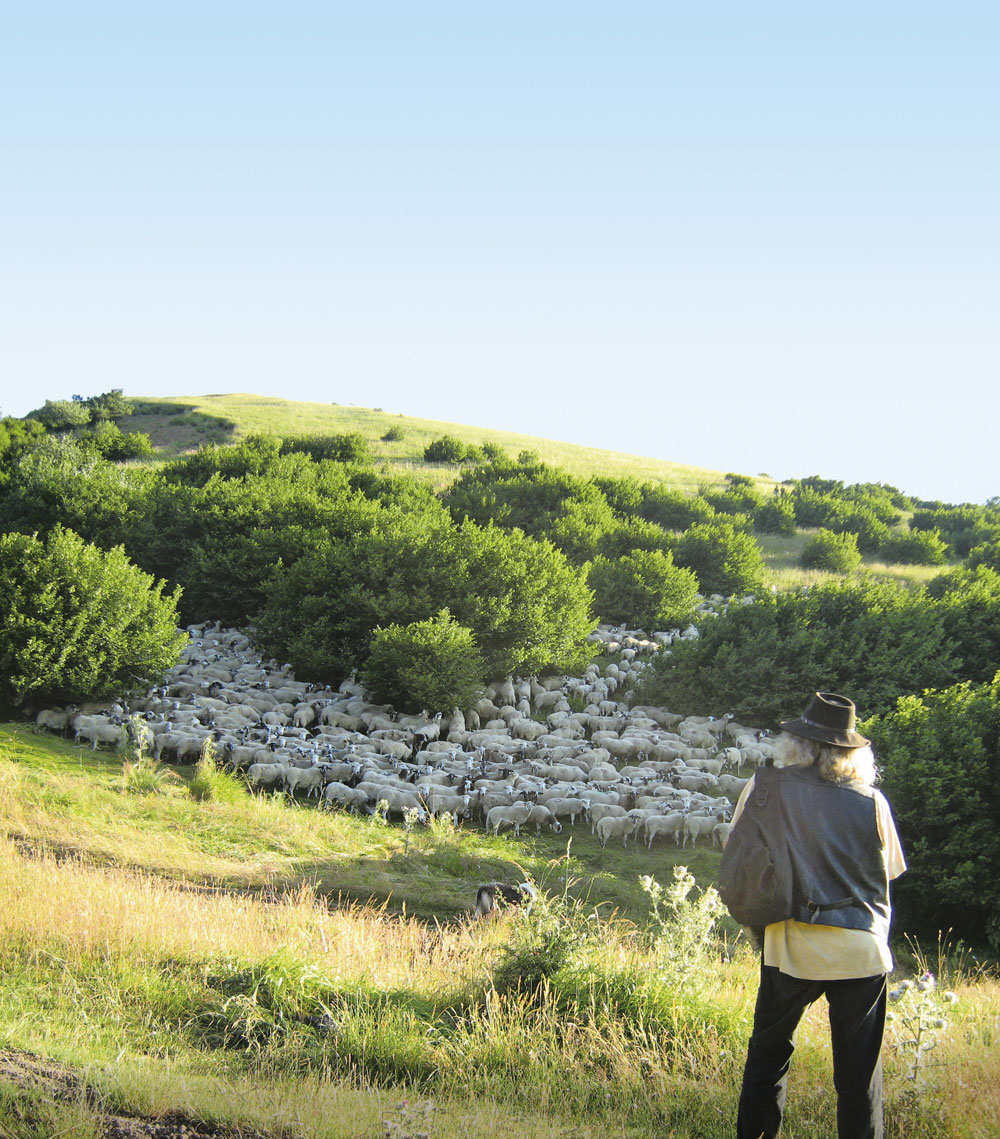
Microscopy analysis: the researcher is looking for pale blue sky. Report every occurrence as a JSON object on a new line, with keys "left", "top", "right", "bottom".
{"left": 2, "top": 2, "right": 997, "bottom": 503}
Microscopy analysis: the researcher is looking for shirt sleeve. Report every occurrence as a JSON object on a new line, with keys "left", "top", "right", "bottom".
{"left": 875, "top": 790, "right": 907, "bottom": 880}
{"left": 727, "top": 775, "right": 756, "bottom": 833}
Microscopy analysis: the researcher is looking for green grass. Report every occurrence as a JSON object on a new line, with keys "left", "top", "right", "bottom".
{"left": 1, "top": 724, "right": 998, "bottom": 1138}
{"left": 121, "top": 392, "right": 744, "bottom": 494}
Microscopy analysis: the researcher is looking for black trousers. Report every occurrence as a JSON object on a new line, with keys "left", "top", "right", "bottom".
{"left": 737, "top": 964, "right": 887, "bottom": 1139}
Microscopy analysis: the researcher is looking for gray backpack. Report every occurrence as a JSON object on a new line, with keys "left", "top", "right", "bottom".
{"left": 718, "top": 765, "right": 794, "bottom": 929}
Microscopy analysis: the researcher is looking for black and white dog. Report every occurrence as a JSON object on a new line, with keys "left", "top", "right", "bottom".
{"left": 474, "top": 881, "right": 538, "bottom": 917}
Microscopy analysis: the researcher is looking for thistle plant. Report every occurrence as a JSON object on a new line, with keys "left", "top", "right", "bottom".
{"left": 382, "top": 1098, "right": 435, "bottom": 1139}
{"left": 640, "top": 865, "right": 724, "bottom": 987}
{"left": 401, "top": 805, "right": 422, "bottom": 851}
{"left": 887, "top": 971, "right": 959, "bottom": 1085}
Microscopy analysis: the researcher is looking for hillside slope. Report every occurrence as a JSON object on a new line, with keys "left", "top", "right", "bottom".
{"left": 123, "top": 392, "right": 749, "bottom": 493}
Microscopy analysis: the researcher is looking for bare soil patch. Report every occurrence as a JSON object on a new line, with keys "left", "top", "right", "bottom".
{"left": 0, "top": 1048, "right": 273, "bottom": 1139}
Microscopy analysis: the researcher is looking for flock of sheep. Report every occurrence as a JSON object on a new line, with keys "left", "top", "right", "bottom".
{"left": 35, "top": 600, "right": 776, "bottom": 854}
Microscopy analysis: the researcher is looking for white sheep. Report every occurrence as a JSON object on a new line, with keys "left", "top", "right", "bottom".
{"left": 588, "top": 804, "right": 628, "bottom": 833}
{"left": 643, "top": 811, "right": 687, "bottom": 848}
{"left": 595, "top": 814, "right": 638, "bottom": 849}
{"left": 485, "top": 802, "right": 533, "bottom": 836}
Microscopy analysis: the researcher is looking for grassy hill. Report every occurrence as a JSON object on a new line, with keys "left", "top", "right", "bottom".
{"left": 1, "top": 723, "right": 997, "bottom": 1139}
{"left": 119, "top": 393, "right": 945, "bottom": 593}
{"left": 123, "top": 392, "right": 750, "bottom": 495}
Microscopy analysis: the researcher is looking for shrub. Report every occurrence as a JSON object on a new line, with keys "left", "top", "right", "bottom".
{"left": 587, "top": 549, "right": 699, "bottom": 630}
{"left": 631, "top": 577, "right": 960, "bottom": 724}
{"left": 863, "top": 675, "right": 1000, "bottom": 953}
{"left": 701, "top": 480, "right": 764, "bottom": 516}
{"left": 800, "top": 528, "right": 862, "bottom": 572}
{"left": 279, "top": 433, "right": 372, "bottom": 464}
{"left": 28, "top": 398, "right": 92, "bottom": 431}
{"left": 967, "top": 537, "right": 1000, "bottom": 574}
{"left": 638, "top": 488, "right": 716, "bottom": 531}
{"left": 380, "top": 426, "right": 405, "bottom": 442}
{"left": 672, "top": 521, "right": 766, "bottom": 596}
{"left": 0, "top": 525, "right": 185, "bottom": 711}
{"left": 752, "top": 496, "right": 797, "bottom": 536}
{"left": 423, "top": 435, "right": 471, "bottom": 464}
{"left": 80, "top": 420, "right": 154, "bottom": 461}
{"left": 85, "top": 389, "right": 134, "bottom": 421}
{"left": 360, "top": 611, "right": 486, "bottom": 714}
{"left": 879, "top": 528, "right": 949, "bottom": 566}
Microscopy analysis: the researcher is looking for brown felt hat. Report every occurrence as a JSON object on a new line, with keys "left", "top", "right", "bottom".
{"left": 779, "top": 691, "right": 870, "bottom": 749}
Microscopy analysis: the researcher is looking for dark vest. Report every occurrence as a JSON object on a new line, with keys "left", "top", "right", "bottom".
{"left": 777, "top": 764, "right": 891, "bottom": 940}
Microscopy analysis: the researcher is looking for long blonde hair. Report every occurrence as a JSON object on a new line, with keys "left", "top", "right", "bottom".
{"left": 772, "top": 731, "right": 878, "bottom": 786}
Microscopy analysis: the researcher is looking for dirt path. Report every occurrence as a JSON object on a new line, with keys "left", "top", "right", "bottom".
{"left": 0, "top": 1048, "right": 273, "bottom": 1138}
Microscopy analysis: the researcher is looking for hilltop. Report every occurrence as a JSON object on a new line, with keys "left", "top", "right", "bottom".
{"left": 122, "top": 391, "right": 748, "bottom": 494}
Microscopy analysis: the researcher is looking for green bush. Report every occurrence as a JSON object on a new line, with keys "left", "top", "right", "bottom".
{"left": 280, "top": 433, "right": 372, "bottom": 464}
{"left": 926, "top": 566, "right": 1000, "bottom": 684}
{"left": 863, "top": 675, "right": 1000, "bottom": 953}
{"left": 878, "top": 528, "right": 949, "bottom": 566}
{"left": 967, "top": 537, "right": 1000, "bottom": 575}
{"left": 637, "top": 487, "right": 716, "bottom": 531}
{"left": 752, "top": 496, "right": 797, "bottom": 535}
{"left": 424, "top": 435, "right": 472, "bottom": 464}
{"left": 800, "top": 528, "right": 862, "bottom": 572}
{"left": 28, "top": 398, "right": 92, "bottom": 431}
{"left": 631, "top": 577, "right": 960, "bottom": 724}
{"left": 587, "top": 549, "right": 698, "bottom": 630}
{"left": 360, "top": 611, "right": 486, "bottom": 714}
{"left": 380, "top": 426, "right": 405, "bottom": 442}
{"left": 80, "top": 420, "right": 154, "bottom": 461}
{"left": 0, "top": 525, "right": 185, "bottom": 711}
{"left": 672, "top": 521, "right": 766, "bottom": 596}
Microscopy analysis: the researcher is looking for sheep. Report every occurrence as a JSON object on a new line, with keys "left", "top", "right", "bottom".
{"left": 322, "top": 782, "right": 369, "bottom": 812}
{"left": 681, "top": 814, "right": 723, "bottom": 849}
{"left": 283, "top": 765, "right": 326, "bottom": 798}
{"left": 35, "top": 707, "right": 75, "bottom": 734}
{"left": 595, "top": 814, "right": 638, "bottom": 849}
{"left": 246, "top": 762, "right": 287, "bottom": 789}
{"left": 72, "top": 714, "right": 125, "bottom": 750}
{"left": 425, "top": 790, "right": 472, "bottom": 818}
{"left": 643, "top": 811, "right": 687, "bottom": 848}
{"left": 521, "top": 803, "right": 563, "bottom": 836}
{"left": 485, "top": 802, "right": 533, "bottom": 836}
{"left": 712, "top": 820, "right": 733, "bottom": 849}
{"left": 588, "top": 804, "right": 628, "bottom": 834}
{"left": 543, "top": 797, "right": 589, "bottom": 827}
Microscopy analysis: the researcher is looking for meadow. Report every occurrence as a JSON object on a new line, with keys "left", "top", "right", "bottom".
{"left": 124, "top": 392, "right": 766, "bottom": 495}
{"left": 1, "top": 723, "right": 996, "bottom": 1139}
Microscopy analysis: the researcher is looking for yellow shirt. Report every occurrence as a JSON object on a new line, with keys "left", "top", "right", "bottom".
{"left": 729, "top": 772, "right": 907, "bottom": 980}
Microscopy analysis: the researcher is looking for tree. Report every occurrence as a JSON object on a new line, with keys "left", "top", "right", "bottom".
{"left": 0, "top": 526, "right": 185, "bottom": 711}
{"left": 586, "top": 549, "right": 699, "bottom": 630}
{"left": 360, "top": 611, "right": 486, "bottom": 713}
{"left": 863, "top": 676, "right": 1000, "bottom": 952}
{"left": 672, "top": 521, "right": 766, "bottom": 596}
{"left": 800, "top": 528, "right": 862, "bottom": 573}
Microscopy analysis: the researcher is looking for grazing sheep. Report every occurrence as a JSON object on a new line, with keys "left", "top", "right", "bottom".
{"left": 485, "top": 802, "right": 533, "bottom": 836}
{"left": 595, "top": 814, "right": 638, "bottom": 849}
{"left": 643, "top": 811, "right": 687, "bottom": 848}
